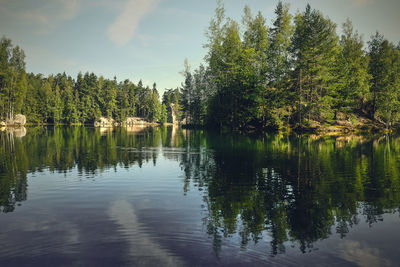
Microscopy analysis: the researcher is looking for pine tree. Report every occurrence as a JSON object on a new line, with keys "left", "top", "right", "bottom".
{"left": 192, "top": 64, "right": 208, "bottom": 125}
{"left": 291, "top": 4, "right": 340, "bottom": 125}
{"left": 160, "top": 104, "right": 168, "bottom": 124}
{"left": 368, "top": 33, "right": 400, "bottom": 127}
{"left": 23, "top": 73, "right": 42, "bottom": 123}
{"left": 0, "top": 38, "right": 27, "bottom": 120}
{"left": 266, "top": 1, "right": 294, "bottom": 128}
{"left": 149, "top": 87, "right": 161, "bottom": 122}
{"left": 102, "top": 78, "right": 117, "bottom": 119}
{"left": 116, "top": 80, "right": 130, "bottom": 122}
{"left": 62, "top": 75, "right": 79, "bottom": 123}
{"left": 181, "top": 58, "right": 193, "bottom": 123}
{"left": 335, "top": 19, "right": 371, "bottom": 114}
{"left": 242, "top": 7, "right": 269, "bottom": 127}
{"left": 42, "top": 78, "right": 53, "bottom": 123}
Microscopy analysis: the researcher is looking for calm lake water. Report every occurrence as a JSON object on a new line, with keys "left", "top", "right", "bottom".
{"left": 0, "top": 126, "right": 400, "bottom": 266}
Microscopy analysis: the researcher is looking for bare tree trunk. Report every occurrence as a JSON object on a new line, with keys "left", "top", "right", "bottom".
{"left": 298, "top": 69, "right": 302, "bottom": 128}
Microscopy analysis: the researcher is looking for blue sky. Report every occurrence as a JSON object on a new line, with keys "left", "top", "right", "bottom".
{"left": 1, "top": 0, "right": 399, "bottom": 93}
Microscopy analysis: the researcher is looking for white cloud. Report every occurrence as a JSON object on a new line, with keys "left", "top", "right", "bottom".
{"left": 337, "top": 240, "right": 392, "bottom": 267}
{"left": 107, "top": 0, "right": 160, "bottom": 46}
{"left": 109, "top": 200, "right": 184, "bottom": 266}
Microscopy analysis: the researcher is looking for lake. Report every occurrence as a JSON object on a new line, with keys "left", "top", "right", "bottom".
{"left": 0, "top": 126, "right": 399, "bottom": 266}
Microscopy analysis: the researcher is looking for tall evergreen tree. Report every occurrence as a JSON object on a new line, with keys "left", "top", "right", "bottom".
{"left": 266, "top": 1, "right": 294, "bottom": 128}
{"left": 0, "top": 38, "right": 27, "bottom": 120}
{"left": 242, "top": 7, "right": 269, "bottom": 127}
{"left": 61, "top": 75, "right": 79, "bottom": 123}
{"left": 368, "top": 32, "right": 400, "bottom": 127}
{"left": 291, "top": 4, "right": 340, "bottom": 125}
{"left": 102, "top": 78, "right": 117, "bottom": 119}
{"left": 181, "top": 58, "right": 194, "bottom": 123}
{"left": 335, "top": 19, "right": 371, "bottom": 114}
{"left": 192, "top": 64, "right": 208, "bottom": 125}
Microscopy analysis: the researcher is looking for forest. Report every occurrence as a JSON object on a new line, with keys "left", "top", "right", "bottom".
{"left": 1, "top": 1, "right": 400, "bottom": 131}
{"left": 0, "top": 43, "right": 169, "bottom": 124}
{"left": 181, "top": 1, "right": 400, "bottom": 131}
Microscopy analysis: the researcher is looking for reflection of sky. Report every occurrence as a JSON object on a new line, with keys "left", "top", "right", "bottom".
{"left": 332, "top": 213, "right": 400, "bottom": 267}
{"left": 0, "top": 153, "right": 400, "bottom": 266}
{"left": 109, "top": 199, "right": 184, "bottom": 267}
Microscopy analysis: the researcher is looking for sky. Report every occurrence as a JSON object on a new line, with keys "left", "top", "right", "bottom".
{"left": 0, "top": 0, "right": 399, "bottom": 94}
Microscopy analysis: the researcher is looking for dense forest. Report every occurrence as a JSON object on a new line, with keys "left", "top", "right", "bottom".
{"left": 180, "top": 1, "right": 400, "bottom": 131}
{"left": 0, "top": 38, "right": 171, "bottom": 124}
{"left": 1, "top": 1, "right": 400, "bottom": 131}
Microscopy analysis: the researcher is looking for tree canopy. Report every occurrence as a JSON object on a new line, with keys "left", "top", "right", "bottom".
{"left": 179, "top": 1, "right": 400, "bottom": 131}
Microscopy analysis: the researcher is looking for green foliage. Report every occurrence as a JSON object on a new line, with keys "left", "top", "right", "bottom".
{"left": 266, "top": 1, "right": 294, "bottom": 128}
{"left": 149, "top": 85, "right": 161, "bottom": 122}
{"left": 335, "top": 19, "right": 371, "bottom": 114}
{"left": 160, "top": 104, "right": 168, "bottom": 124}
{"left": 162, "top": 87, "right": 183, "bottom": 123}
{"left": 176, "top": 1, "right": 400, "bottom": 131}
{"left": 204, "top": 7, "right": 268, "bottom": 129}
{"left": 368, "top": 33, "right": 400, "bottom": 127}
{"left": 0, "top": 36, "right": 162, "bottom": 124}
{"left": 181, "top": 59, "right": 193, "bottom": 123}
{"left": 0, "top": 37, "right": 27, "bottom": 120}
{"left": 291, "top": 4, "right": 340, "bottom": 123}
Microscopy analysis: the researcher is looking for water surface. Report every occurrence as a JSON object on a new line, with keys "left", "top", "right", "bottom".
{"left": 0, "top": 127, "right": 399, "bottom": 266}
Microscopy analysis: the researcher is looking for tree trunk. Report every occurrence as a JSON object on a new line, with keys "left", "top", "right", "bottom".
{"left": 298, "top": 69, "right": 302, "bottom": 128}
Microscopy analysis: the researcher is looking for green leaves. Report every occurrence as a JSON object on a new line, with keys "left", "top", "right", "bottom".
{"left": 0, "top": 37, "right": 27, "bottom": 120}
{"left": 334, "top": 19, "right": 371, "bottom": 114}
{"left": 368, "top": 34, "right": 400, "bottom": 127}
{"left": 188, "top": 1, "right": 400, "bottom": 131}
{"left": 290, "top": 5, "right": 341, "bottom": 123}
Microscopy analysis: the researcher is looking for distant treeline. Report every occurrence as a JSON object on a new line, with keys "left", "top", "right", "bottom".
{"left": 1, "top": 1, "right": 400, "bottom": 129}
{"left": 178, "top": 1, "right": 400, "bottom": 130}
{"left": 0, "top": 38, "right": 179, "bottom": 124}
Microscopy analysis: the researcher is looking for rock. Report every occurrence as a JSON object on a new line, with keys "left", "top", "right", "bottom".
{"left": 2, "top": 127, "right": 26, "bottom": 137}
{"left": 337, "top": 120, "right": 352, "bottom": 127}
{"left": 12, "top": 127, "right": 26, "bottom": 138}
{"left": 125, "top": 117, "right": 147, "bottom": 125}
{"left": 336, "top": 112, "right": 347, "bottom": 121}
{"left": 126, "top": 126, "right": 147, "bottom": 134}
{"left": 14, "top": 114, "right": 26, "bottom": 126}
{"left": 168, "top": 104, "right": 181, "bottom": 124}
{"left": 94, "top": 117, "right": 114, "bottom": 127}
{"left": 99, "top": 127, "right": 113, "bottom": 135}
{"left": 6, "top": 114, "right": 26, "bottom": 126}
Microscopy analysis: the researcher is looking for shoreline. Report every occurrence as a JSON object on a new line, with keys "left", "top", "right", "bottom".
{"left": 1, "top": 119, "right": 397, "bottom": 138}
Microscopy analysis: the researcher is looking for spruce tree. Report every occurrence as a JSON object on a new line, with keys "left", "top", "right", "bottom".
{"left": 291, "top": 4, "right": 340, "bottom": 125}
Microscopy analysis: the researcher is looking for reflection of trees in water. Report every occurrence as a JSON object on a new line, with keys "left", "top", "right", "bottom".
{"left": 0, "top": 126, "right": 177, "bottom": 212}
{"left": 178, "top": 133, "right": 400, "bottom": 255}
{"left": 0, "top": 131, "right": 28, "bottom": 212}
{"left": 1, "top": 127, "right": 400, "bottom": 256}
